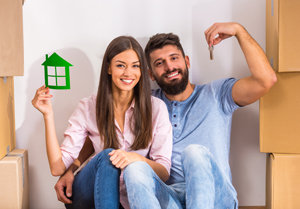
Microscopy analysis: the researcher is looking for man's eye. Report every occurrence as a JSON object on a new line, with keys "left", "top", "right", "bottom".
{"left": 156, "top": 61, "right": 162, "bottom": 66}
{"left": 171, "top": 56, "right": 178, "bottom": 60}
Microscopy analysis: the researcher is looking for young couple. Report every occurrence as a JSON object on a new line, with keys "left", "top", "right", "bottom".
{"left": 32, "top": 22, "right": 276, "bottom": 209}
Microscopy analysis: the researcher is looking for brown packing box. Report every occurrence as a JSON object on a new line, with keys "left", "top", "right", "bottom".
{"left": 0, "top": 149, "right": 29, "bottom": 209}
{"left": 260, "top": 72, "right": 300, "bottom": 154}
{"left": 0, "top": 77, "right": 16, "bottom": 160}
{"left": 0, "top": 0, "right": 24, "bottom": 76}
{"left": 266, "top": 0, "right": 300, "bottom": 72}
{"left": 266, "top": 153, "right": 300, "bottom": 209}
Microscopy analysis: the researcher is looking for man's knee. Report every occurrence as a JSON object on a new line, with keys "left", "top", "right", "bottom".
{"left": 124, "top": 161, "right": 151, "bottom": 179}
{"left": 123, "top": 161, "right": 156, "bottom": 186}
{"left": 181, "top": 144, "right": 211, "bottom": 167}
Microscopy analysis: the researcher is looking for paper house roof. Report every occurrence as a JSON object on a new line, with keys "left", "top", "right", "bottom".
{"left": 42, "top": 52, "right": 73, "bottom": 67}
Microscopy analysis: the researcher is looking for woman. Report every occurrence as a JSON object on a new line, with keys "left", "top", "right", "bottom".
{"left": 32, "top": 36, "right": 172, "bottom": 209}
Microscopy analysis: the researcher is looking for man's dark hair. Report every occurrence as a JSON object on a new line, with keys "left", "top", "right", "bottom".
{"left": 145, "top": 33, "right": 185, "bottom": 70}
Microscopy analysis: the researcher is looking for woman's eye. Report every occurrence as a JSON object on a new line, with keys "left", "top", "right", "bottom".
{"left": 117, "top": 64, "right": 125, "bottom": 68}
{"left": 133, "top": 64, "right": 140, "bottom": 68}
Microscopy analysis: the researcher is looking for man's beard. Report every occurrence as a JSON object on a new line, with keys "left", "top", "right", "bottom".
{"left": 154, "top": 66, "right": 189, "bottom": 96}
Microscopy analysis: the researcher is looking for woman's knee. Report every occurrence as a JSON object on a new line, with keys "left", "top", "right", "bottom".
{"left": 95, "top": 148, "right": 113, "bottom": 161}
{"left": 100, "top": 148, "right": 114, "bottom": 157}
{"left": 93, "top": 148, "right": 117, "bottom": 170}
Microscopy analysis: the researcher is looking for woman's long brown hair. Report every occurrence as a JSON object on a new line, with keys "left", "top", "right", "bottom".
{"left": 96, "top": 36, "right": 152, "bottom": 150}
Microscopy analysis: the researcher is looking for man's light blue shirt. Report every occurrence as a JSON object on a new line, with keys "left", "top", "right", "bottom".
{"left": 152, "top": 78, "right": 240, "bottom": 190}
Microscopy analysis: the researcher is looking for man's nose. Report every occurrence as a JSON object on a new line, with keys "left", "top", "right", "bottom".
{"left": 164, "top": 60, "right": 173, "bottom": 72}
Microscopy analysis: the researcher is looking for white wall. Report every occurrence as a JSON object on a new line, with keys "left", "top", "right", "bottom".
{"left": 15, "top": 0, "right": 267, "bottom": 208}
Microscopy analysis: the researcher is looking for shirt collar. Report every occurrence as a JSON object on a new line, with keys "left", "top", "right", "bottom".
{"left": 161, "top": 85, "right": 198, "bottom": 106}
{"left": 129, "top": 98, "right": 135, "bottom": 109}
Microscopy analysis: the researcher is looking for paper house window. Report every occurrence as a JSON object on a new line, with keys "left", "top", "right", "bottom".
{"left": 42, "top": 53, "right": 73, "bottom": 89}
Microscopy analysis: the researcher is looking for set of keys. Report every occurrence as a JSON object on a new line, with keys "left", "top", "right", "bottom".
{"left": 209, "top": 45, "right": 214, "bottom": 60}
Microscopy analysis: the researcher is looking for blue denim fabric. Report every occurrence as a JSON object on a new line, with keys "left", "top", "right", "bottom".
{"left": 65, "top": 148, "right": 121, "bottom": 209}
{"left": 124, "top": 145, "right": 238, "bottom": 209}
{"left": 123, "top": 161, "right": 183, "bottom": 209}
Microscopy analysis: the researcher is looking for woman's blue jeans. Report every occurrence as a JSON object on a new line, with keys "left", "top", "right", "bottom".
{"left": 65, "top": 148, "right": 121, "bottom": 209}
{"left": 123, "top": 144, "right": 238, "bottom": 209}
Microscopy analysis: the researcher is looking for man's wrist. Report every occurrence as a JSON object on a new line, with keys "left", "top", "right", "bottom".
{"left": 235, "top": 23, "right": 247, "bottom": 40}
{"left": 73, "top": 159, "right": 81, "bottom": 168}
{"left": 69, "top": 159, "right": 81, "bottom": 173}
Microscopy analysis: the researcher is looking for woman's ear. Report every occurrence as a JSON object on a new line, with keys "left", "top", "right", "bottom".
{"left": 108, "top": 64, "right": 112, "bottom": 74}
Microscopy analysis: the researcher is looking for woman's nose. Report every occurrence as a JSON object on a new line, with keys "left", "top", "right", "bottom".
{"left": 123, "top": 66, "right": 132, "bottom": 76}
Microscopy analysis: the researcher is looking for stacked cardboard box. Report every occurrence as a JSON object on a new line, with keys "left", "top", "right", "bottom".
{"left": 0, "top": 77, "right": 16, "bottom": 160}
{"left": 260, "top": 73, "right": 300, "bottom": 154}
{"left": 260, "top": 1, "right": 300, "bottom": 208}
{"left": 0, "top": 0, "right": 28, "bottom": 208}
{"left": 266, "top": 154, "right": 300, "bottom": 209}
{"left": 0, "top": 149, "right": 29, "bottom": 209}
{"left": 0, "top": 0, "right": 24, "bottom": 160}
{"left": 0, "top": 0, "right": 24, "bottom": 77}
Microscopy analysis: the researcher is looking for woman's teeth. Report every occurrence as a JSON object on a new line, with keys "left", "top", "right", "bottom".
{"left": 121, "top": 79, "right": 133, "bottom": 83}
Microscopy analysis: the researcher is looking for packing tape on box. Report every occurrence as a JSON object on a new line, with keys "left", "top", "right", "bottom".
{"left": 6, "top": 153, "right": 25, "bottom": 188}
{"left": 271, "top": 57, "right": 273, "bottom": 68}
{"left": 272, "top": 0, "right": 274, "bottom": 16}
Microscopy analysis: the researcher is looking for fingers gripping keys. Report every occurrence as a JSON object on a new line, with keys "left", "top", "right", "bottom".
{"left": 209, "top": 45, "right": 214, "bottom": 60}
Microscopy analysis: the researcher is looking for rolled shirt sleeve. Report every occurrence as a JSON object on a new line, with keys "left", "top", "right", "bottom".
{"left": 60, "top": 97, "right": 90, "bottom": 169}
{"left": 148, "top": 97, "right": 173, "bottom": 174}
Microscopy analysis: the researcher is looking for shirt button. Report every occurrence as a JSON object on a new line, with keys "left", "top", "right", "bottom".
{"left": 174, "top": 103, "right": 177, "bottom": 106}
{"left": 173, "top": 115, "right": 176, "bottom": 117}
{"left": 174, "top": 124, "right": 177, "bottom": 127}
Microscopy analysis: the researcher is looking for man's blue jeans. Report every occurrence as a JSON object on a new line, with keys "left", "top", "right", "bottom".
{"left": 123, "top": 144, "right": 238, "bottom": 209}
{"left": 65, "top": 148, "right": 121, "bottom": 209}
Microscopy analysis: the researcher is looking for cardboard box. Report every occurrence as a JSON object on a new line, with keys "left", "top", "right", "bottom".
{"left": 0, "top": 0, "right": 24, "bottom": 76}
{"left": 0, "top": 77, "right": 16, "bottom": 160}
{"left": 260, "top": 72, "right": 300, "bottom": 154}
{"left": 266, "top": 0, "right": 300, "bottom": 72}
{"left": 0, "top": 149, "right": 29, "bottom": 209}
{"left": 266, "top": 153, "right": 300, "bottom": 209}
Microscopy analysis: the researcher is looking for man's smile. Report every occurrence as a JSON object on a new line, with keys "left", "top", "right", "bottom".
{"left": 165, "top": 71, "right": 180, "bottom": 80}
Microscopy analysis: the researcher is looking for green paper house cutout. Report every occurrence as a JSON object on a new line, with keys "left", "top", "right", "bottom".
{"left": 42, "top": 53, "right": 73, "bottom": 90}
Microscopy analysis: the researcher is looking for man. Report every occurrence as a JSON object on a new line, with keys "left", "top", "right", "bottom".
{"left": 55, "top": 22, "right": 276, "bottom": 208}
